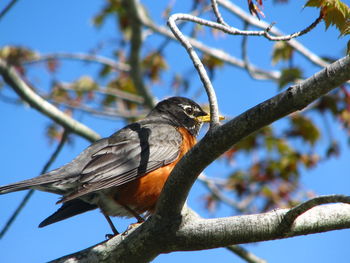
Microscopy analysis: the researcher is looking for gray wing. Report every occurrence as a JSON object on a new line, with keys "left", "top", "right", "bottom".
{"left": 59, "top": 123, "right": 182, "bottom": 202}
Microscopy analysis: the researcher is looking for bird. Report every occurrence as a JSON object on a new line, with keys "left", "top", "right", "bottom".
{"left": 0, "top": 96, "right": 214, "bottom": 235}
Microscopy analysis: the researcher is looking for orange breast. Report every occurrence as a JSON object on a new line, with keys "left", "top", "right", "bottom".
{"left": 114, "top": 127, "right": 196, "bottom": 214}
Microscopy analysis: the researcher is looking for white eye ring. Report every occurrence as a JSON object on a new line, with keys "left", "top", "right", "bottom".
{"left": 184, "top": 106, "right": 194, "bottom": 116}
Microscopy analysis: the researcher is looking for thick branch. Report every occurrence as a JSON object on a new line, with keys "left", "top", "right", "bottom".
{"left": 50, "top": 203, "right": 350, "bottom": 262}
{"left": 173, "top": 203, "right": 350, "bottom": 250}
{"left": 0, "top": 59, "right": 100, "bottom": 142}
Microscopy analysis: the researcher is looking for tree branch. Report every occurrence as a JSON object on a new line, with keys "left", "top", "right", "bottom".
{"left": 226, "top": 245, "right": 266, "bottom": 263}
{"left": 173, "top": 203, "right": 350, "bottom": 250}
{"left": 134, "top": 2, "right": 280, "bottom": 81}
{"left": 123, "top": 0, "right": 155, "bottom": 109}
{"left": 58, "top": 82, "right": 145, "bottom": 104}
{"left": 167, "top": 12, "right": 322, "bottom": 43}
{"left": 217, "top": 0, "right": 329, "bottom": 68}
{"left": 24, "top": 52, "right": 130, "bottom": 72}
{"left": 50, "top": 202, "right": 350, "bottom": 262}
{"left": 0, "top": 59, "right": 100, "bottom": 142}
{"left": 211, "top": 0, "right": 229, "bottom": 26}
{"left": 278, "top": 195, "right": 350, "bottom": 234}
{"left": 0, "top": 0, "right": 18, "bottom": 21}
{"left": 168, "top": 15, "right": 221, "bottom": 127}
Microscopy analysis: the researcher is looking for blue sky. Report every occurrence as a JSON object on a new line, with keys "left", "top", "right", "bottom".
{"left": 0, "top": 0, "right": 349, "bottom": 262}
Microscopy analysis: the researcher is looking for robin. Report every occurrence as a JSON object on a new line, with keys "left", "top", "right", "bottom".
{"left": 0, "top": 96, "right": 216, "bottom": 235}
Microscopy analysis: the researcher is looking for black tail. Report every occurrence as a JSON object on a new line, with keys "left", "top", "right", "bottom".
{"left": 39, "top": 199, "right": 97, "bottom": 227}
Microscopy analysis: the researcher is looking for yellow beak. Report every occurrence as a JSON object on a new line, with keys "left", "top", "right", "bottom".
{"left": 195, "top": 114, "right": 225, "bottom": 123}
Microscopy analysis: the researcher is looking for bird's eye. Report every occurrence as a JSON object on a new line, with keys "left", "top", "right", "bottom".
{"left": 184, "top": 107, "right": 194, "bottom": 116}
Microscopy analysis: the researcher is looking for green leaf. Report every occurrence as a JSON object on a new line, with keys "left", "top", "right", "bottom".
{"left": 305, "top": 0, "right": 322, "bottom": 7}
{"left": 272, "top": 42, "right": 294, "bottom": 65}
{"left": 305, "top": 0, "right": 350, "bottom": 36}
{"left": 287, "top": 114, "right": 321, "bottom": 145}
{"left": 278, "top": 67, "right": 302, "bottom": 89}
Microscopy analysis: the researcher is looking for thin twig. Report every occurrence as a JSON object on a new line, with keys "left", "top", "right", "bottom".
{"left": 0, "top": 0, "right": 18, "bottom": 21}
{"left": 46, "top": 97, "right": 148, "bottom": 119}
{"left": 24, "top": 52, "right": 130, "bottom": 72}
{"left": 198, "top": 174, "right": 245, "bottom": 212}
{"left": 58, "top": 82, "right": 144, "bottom": 104}
{"left": 217, "top": 0, "right": 329, "bottom": 68}
{"left": 134, "top": 2, "right": 280, "bottom": 81}
{"left": 226, "top": 245, "right": 267, "bottom": 263}
{"left": 0, "top": 130, "right": 69, "bottom": 239}
{"left": 278, "top": 195, "right": 350, "bottom": 234}
{"left": 168, "top": 15, "right": 220, "bottom": 128}
{"left": 241, "top": 21, "right": 266, "bottom": 80}
{"left": 168, "top": 12, "right": 323, "bottom": 42}
{"left": 155, "top": 3, "right": 211, "bottom": 55}
{"left": 211, "top": 0, "right": 228, "bottom": 26}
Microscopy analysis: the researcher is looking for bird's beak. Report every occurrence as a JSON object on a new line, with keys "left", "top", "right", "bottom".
{"left": 195, "top": 114, "right": 225, "bottom": 123}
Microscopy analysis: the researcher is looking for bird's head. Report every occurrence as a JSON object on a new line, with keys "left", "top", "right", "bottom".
{"left": 149, "top": 96, "right": 213, "bottom": 136}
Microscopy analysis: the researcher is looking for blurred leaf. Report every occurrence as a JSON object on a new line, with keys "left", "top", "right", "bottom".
{"left": 314, "top": 93, "right": 339, "bottom": 114}
{"left": 0, "top": 46, "right": 37, "bottom": 74}
{"left": 73, "top": 76, "right": 98, "bottom": 98}
{"left": 104, "top": 76, "right": 138, "bottom": 110}
{"left": 171, "top": 74, "right": 190, "bottom": 92}
{"left": 50, "top": 83, "right": 70, "bottom": 102}
{"left": 287, "top": 114, "right": 321, "bottom": 145}
{"left": 272, "top": 42, "right": 294, "bottom": 65}
{"left": 99, "top": 65, "right": 113, "bottom": 77}
{"left": 202, "top": 54, "right": 224, "bottom": 78}
{"left": 227, "top": 170, "right": 248, "bottom": 196}
{"left": 202, "top": 54, "right": 224, "bottom": 70}
{"left": 46, "top": 58, "right": 59, "bottom": 73}
{"left": 93, "top": 0, "right": 131, "bottom": 38}
{"left": 326, "top": 140, "right": 340, "bottom": 157}
{"left": 339, "top": 109, "right": 350, "bottom": 128}
{"left": 300, "top": 154, "right": 320, "bottom": 168}
{"left": 142, "top": 52, "right": 168, "bottom": 82}
{"left": 232, "top": 127, "right": 271, "bottom": 153}
{"left": 278, "top": 67, "right": 302, "bottom": 89}
{"left": 203, "top": 194, "right": 218, "bottom": 213}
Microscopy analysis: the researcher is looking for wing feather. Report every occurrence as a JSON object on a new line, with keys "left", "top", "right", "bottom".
{"left": 60, "top": 123, "right": 182, "bottom": 203}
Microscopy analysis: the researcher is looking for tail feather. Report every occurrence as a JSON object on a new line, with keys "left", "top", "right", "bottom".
{"left": 0, "top": 169, "right": 67, "bottom": 195}
{"left": 0, "top": 181, "right": 35, "bottom": 194}
{"left": 39, "top": 199, "right": 97, "bottom": 227}
{"left": 0, "top": 138, "right": 109, "bottom": 195}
